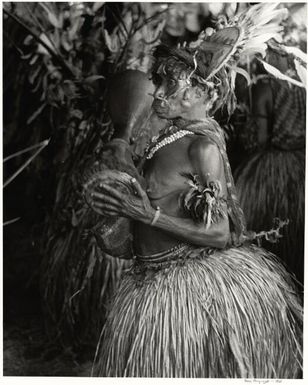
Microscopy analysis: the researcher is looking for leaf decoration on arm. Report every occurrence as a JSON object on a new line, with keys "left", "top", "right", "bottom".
{"left": 179, "top": 173, "right": 227, "bottom": 228}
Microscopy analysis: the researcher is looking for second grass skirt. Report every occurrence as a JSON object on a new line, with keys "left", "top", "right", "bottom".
{"left": 234, "top": 149, "right": 305, "bottom": 283}
{"left": 92, "top": 244, "right": 302, "bottom": 378}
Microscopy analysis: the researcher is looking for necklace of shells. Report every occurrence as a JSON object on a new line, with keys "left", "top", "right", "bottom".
{"left": 145, "top": 125, "right": 193, "bottom": 160}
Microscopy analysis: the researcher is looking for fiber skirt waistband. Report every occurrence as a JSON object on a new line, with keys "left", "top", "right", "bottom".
{"left": 134, "top": 243, "right": 191, "bottom": 263}
{"left": 134, "top": 243, "right": 214, "bottom": 264}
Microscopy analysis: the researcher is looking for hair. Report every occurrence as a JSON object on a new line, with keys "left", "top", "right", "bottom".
{"left": 151, "top": 44, "right": 236, "bottom": 115}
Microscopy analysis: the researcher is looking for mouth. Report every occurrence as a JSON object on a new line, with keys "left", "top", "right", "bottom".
{"left": 152, "top": 98, "right": 169, "bottom": 112}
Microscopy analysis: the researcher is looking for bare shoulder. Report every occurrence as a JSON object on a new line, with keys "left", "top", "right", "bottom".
{"left": 188, "top": 135, "right": 221, "bottom": 166}
{"left": 186, "top": 135, "right": 225, "bottom": 184}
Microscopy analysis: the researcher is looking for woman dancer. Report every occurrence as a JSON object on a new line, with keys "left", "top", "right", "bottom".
{"left": 87, "top": 4, "right": 302, "bottom": 378}
{"left": 235, "top": 42, "right": 306, "bottom": 284}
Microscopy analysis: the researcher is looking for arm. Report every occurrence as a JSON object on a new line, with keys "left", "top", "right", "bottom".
{"left": 90, "top": 137, "right": 230, "bottom": 249}
{"left": 145, "top": 210, "right": 229, "bottom": 249}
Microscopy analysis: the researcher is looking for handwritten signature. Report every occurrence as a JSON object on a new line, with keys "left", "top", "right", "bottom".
{"left": 244, "top": 380, "right": 282, "bottom": 384}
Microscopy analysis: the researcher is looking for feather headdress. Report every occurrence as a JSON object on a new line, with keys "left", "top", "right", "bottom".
{"left": 191, "top": 3, "right": 288, "bottom": 79}
{"left": 152, "top": 3, "right": 306, "bottom": 115}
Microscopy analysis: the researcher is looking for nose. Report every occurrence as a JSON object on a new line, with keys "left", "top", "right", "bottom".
{"left": 154, "top": 86, "right": 165, "bottom": 100}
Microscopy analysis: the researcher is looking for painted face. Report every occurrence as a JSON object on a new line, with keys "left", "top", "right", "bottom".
{"left": 151, "top": 67, "right": 191, "bottom": 119}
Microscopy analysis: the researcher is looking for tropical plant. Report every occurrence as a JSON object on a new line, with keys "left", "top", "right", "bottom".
{"left": 4, "top": 1, "right": 168, "bottom": 348}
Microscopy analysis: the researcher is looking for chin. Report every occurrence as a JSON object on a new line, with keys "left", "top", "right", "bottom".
{"left": 155, "top": 110, "right": 170, "bottom": 119}
{"left": 152, "top": 104, "right": 170, "bottom": 119}
{"left": 153, "top": 100, "right": 179, "bottom": 119}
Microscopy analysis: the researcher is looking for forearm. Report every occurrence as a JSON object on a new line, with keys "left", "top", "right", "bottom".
{"left": 144, "top": 208, "right": 230, "bottom": 249}
{"left": 89, "top": 171, "right": 230, "bottom": 249}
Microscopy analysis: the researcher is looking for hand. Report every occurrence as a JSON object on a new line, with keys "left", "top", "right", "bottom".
{"left": 89, "top": 177, "right": 154, "bottom": 223}
{"left": 228, "top": 231, "right": 256, "bottom": 246}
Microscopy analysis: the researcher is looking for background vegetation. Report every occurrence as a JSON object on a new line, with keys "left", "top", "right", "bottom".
{"left": 3, "top": 2, "right": 306, "bottom": 375}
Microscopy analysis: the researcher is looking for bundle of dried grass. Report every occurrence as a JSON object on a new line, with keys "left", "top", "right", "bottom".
{"left": 235, "top": 148, "right": 305, "bottom": 283}
{"left": 92, "top": 244, "right": 302, "bottom": 378}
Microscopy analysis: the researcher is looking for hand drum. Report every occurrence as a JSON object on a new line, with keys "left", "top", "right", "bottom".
{"left": 83, "top": 170, "right": 135, "bottom": 259}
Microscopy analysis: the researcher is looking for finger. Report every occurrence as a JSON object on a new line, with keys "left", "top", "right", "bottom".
{"left": 131, "top": 178, "right": 147, "bottom": 199}
{"left": 92, "top": 207, "right": 119, "bottom": 217}
{"left": 92, "top": 201, "right": 119, "bottom": 211}
{"left": 92, "top": 202, "right": 121, "bottom": 215}
{"left": 104, "top": 212, "right": 120, "bottom": 217}
{"left": 90, "top": 192, "right": 121, "bottom": 207}
{"left": 96, "top": 183, "right": 123, "bottom": 200}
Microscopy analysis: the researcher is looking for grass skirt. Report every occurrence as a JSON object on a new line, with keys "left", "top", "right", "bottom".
{"left": 234, "top": 149, "right": 305, "bottom": 283}
{"left": 92, "top": 244, "right": 302, "bottom": 378}
{"left": 42, "top": 232, "right": 131, "bottom": 347}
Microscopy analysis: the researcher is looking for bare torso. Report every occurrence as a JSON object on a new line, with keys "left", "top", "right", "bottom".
{"left": 133, "top": 133, "right": 226, "bottom": 255}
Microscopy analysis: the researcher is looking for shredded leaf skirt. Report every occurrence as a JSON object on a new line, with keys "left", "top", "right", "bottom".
{"left": 43, "top": 231, "right": 131, "bottom": 346}
{"left": 234, "top": 148, "right": 305, "bottom": 282}
{"left": 92, "top": 244, "right": 302, "bottom": 378}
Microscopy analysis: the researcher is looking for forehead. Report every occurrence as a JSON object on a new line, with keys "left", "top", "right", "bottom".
{"left": 156, "top": 58, "right": 190, "bottom": 79}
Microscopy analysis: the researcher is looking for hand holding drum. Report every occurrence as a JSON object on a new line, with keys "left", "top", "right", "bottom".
{"left": 81, "top": 70, "right": 156, "bottom": 258}
{"left": 83, "top": 169, "right": 136, "bottom": 217}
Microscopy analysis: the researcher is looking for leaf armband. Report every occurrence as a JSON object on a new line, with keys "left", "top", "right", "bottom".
{"left": 179, "top": 174, "right": 227, "bottom": 229}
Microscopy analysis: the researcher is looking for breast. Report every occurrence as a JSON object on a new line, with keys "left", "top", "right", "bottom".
{"left": 145, "top": 166, "right": 177, "bottom": 199}
{"left": 144, "top": 140, "right": 193, "bottom": 201}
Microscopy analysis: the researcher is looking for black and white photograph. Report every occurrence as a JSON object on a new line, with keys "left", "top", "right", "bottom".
{"left": 2, "top": 1, "right": 306, "bottom": 379}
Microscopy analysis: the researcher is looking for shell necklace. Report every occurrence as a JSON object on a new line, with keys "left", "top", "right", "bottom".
{"left": 145, "top": 125, "right": 193, "bottom": 160}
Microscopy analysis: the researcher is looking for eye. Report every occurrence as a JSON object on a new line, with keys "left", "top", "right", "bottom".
{"left": 151, "top": 73, "right": 162, "bottom": 86}
{"left": 191, "top": 78, "right": 198, "bottom": 87}
{"left": 168, "top": 78, "right": 177, "bottom": 87}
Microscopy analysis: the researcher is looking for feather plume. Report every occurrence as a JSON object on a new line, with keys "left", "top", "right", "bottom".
{"left": 284, "top": 46, "right": 307, "bottom": 63}
{"left": 225, "top": 3, "right": 287, "bottom": 61}
{"left": 196, "top": 3, "right": 289, "bottom": 82}
{"left": 259, "top": 59, "right": 306, "bottom": 88}
{"left": 241, "top": 3, "right": 286, "bottom": 26}
{"left": 233, "top": 67, "right": 252, "bottom": 85}
{"left": 294, "top": 60, "right": 307, "bottom": 88}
